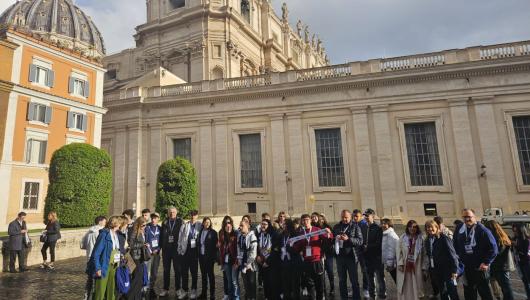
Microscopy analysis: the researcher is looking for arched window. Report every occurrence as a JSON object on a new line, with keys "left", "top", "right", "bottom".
{"left": 241, "top": 0, "right": 250, "bottom": 23}
{"left": 169, "top": 0, "right": 185, "bottom": 9}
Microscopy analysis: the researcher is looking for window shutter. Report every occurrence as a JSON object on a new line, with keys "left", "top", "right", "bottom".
{"left": 68, "top": 77, "right": 74, "bottom": 93}
{"left": 81, "top": 114, "right": 88, "bottom": 131}
{"left": 46, "top": 70, "right": 55, "bottom": 87}
{"left": 67, "top": 111, "right": 74, "bottom": 128}
{"left": 26, "top": 139, "right": 33, "bottom": 163}
{"left": 83, "top": 81, "right": 90, "bottom": 97}
{"left": 29, "top": 64, "right": 37, "bottom": 82}
{"left": 38, "top": 141, "right": 47, "bottom": 164}
{"left": 44, "top": 106, "right": 52, "bottom": 124}
{"left": 27, "top": 102, "right": 35, "bottom": 121}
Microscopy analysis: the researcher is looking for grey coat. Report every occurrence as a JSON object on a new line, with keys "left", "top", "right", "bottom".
{"left": 8, "top": 219, "right": 27, "bottom": 251}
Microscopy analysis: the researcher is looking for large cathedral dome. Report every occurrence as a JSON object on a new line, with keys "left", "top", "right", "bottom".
{"left": 0, "top": 0, "right": 105, "bottom": 60}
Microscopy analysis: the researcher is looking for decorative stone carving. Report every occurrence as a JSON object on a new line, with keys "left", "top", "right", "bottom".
{"left": 296, "top": 20, "right": 303, "bottom": 37}
{"left": 281, "top": 3, "right": 289, "bottom": 22}
{"left": 304, "top": 26, "right": 309, "bottom": 43}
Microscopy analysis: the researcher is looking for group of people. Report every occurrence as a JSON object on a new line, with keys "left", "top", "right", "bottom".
{"left": 7, "top": 206, "right": 530, "bottom": 300}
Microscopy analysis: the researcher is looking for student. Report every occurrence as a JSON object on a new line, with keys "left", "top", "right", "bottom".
{"left": 275, "top": 211, "right": 289, "bottom": 230}
{"left": 317, "top": 214, "right": 335, "bottom": 296}
{"left": 219, "top": 216, "right": 239, "bottom": 300}
{"left": 141, "top": 209, "right": 151, "bottom": 222}
{"left": 40, "top": 211, "right": 61, "bottom": 270}
{"left": 198, "top": 217, "right": 218, "bottom": 300}
{"left": 178, "top": 210, "right": 203, "bottom": 299}
{"left": 256, "top": 219, "right": 280, "bottom": 300}
{"left": 87, "top": 216, "right": 122, "bottom": 300}
{"left": 145, "top": 213, "right": 161, "bottom": 295}
{"left": 238, "top": 219, "right": 258, "bottom": 300}
{"left": 424, "top": 220, "right": 459, "bottom": 300}
{"left": 396, "top": 220, "right": 424, "bottom": 300}
{"left": 333, "top": 210, "right": 363, "bottom": 300}
{"left": 122, "top": 209, "right": 135, "bottom": 239}
{"left": 362, "top": 209, "right": 385, "bottom": 299}
{"left": 484, "top": 220, "right": 514, "bottom": 300}
{"left": 353, "top": 209, "right": 368, "bottom": 297}
{"left": 512, "top": 223, "right": 530, "bottom": 299}
{"left": 381, "top": 218, "right": 398, "bottom": 284}
{"left": 8, "top": 212, "right": 28, "bottom": 273}
{"left": 127, "top": 217, "right": 149, "bottom": 300}
{"left": 159, "top": 207, "right": 184, "bottom": 297}
{"left": 454, "top": 208, "right": 498, "bottom": 300}
{"left": 280, "top": 219, "right": 302, "bottom": 300}
{"left": 292, "top": 214, "right": 333, "bottom": 300}
{"left": 82, "top": 215, "right": 107, "bottom": 300}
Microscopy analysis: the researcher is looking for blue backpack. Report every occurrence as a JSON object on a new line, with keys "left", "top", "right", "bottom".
{"left": 116, "top": 266, "right": 131, "bottom": 294}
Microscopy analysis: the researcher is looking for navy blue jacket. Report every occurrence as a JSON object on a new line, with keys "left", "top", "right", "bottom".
{"left": 453, "top": 223, "right": 498, "bottom": 270}
{"left": 426, "top": 234, "right": 459, "bottom": 280}
{"left": 145, "top": 224, "right": 161, "bottom": 253}
{"left": 86, "top": 229, "right": 118, "bottom": 278}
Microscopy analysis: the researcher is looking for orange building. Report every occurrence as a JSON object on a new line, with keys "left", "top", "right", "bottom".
{"left": 0, "top": 0, "right": 106, "bottom": 229}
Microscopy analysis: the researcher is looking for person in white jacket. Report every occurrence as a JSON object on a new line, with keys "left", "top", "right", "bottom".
{"left": 381, "top": 218, "right": 399, "bottom": 284}
{"left": 397, "top": 220, "right": 425, "bottom": 300}
{"left": 238, "top": 219, "right": 258, "bottom": 300}
{"left": 81, "top": 215, "right": 107, "bottom": 300}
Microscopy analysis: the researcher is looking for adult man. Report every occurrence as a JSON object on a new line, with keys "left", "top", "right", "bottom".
{"left": 159, "top": 207, "right": 184, "bottom": 297}
{"left": 353, "top": 209, "right": 369, "bottom": 297}
{"left": 362, "top": 209, "right": 385, "bottom": 299}
{"left": 81, "top": 215, "right": 107, "bottom": 300}
{"left": 293, "top": 214, "right": 333, "bottom": 300}
{"left": 333, "top": 210, "right": 363, "bottom": 300}
{"left": 238, "top": 219, "right": 258, "bottom": 300}
{"left": 8, "top": 212, "right": 28, "bottom": 273}
{"left": 142, "top": 209, "right": 151, "bottom": 222}
{"left": 178, "top": 210, "right": 203, "bottom": 299}
{"left": 145, "top": 213, "right": 161, "bottom": 296}
{"left": 454, "top": 208, "right": 498, "bottom": 300}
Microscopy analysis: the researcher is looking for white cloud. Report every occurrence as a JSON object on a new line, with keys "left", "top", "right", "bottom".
{"left": 1, "top": 0, "right": 530, "bottom": 64}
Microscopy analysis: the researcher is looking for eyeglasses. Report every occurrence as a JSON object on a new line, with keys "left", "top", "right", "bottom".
{"left": 462, "top": 216, "right": 473, "bottom": 219}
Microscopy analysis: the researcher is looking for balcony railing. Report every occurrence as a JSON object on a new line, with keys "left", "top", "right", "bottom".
{"left": 381, "top": 54, "right": 445, "bottom": 71}
{"left": 296, "top": 64, "right": 352, "bottom": 81}
{"left": 224, "top": 74, "right": 272, "bottom": 90}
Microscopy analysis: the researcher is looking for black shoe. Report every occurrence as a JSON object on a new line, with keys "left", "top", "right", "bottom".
{"left": 19, "top": 268, "right": 28, "bottom": 272}
{"left": 9, "top": 270, "right": 18, "bottom": 273}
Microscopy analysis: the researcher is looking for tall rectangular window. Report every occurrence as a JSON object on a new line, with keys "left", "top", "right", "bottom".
{"left": 513, "top": 116, "right": 530, "bottom": 185}
{"left": 27, "top": 103, "right": 52, "bottom": 124}
{"left": 26, "top": 139, "right": 47, "bottom": 164}
{"left": 315, "top": 128, "right": 345, "bottom": 187}
{"left": 240, "top": 133, "right": 263, "bottom": 188}
{"left": 173, "top": 138, "right": 192, "bottom": 162}
{"left": 404, "top": 122, "right": 443, "bottom": 186}
{"left": 23, "top": 182, "right": 40, "bottom": 210}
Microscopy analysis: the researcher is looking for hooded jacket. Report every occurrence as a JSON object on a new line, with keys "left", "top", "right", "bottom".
{"left": 177, "top": 220, "right": 203, "bottom": 255}
{"left": 382, "top": 227, "right": 399, "bottom": 268}
{"left": 81, "top": 225, "right": 104, "bottom": 259}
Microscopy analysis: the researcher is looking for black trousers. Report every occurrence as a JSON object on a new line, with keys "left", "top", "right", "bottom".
{"left": 127, "top": 260, "right": 145, "bottom": 300}
{"left": 9, "top": 249, "right": 25, "bottom": 271}
{"left": 242, "top": 269, "right": 257, "bottom": 300}
{"left": 463, "top": 268, "right": 494, "bottom": 300}
{"left": 181, "top": 249, "right": 199, "bottom": 291}
{"left": 365, "top": 257, "right": 386, "bottom": 298}
{"left": 336, "top": 255, "right": 360, "bottom": 300}
{"left": 261, "top": 264, "right": 281, "bottom": 300}
{"left": 199, "top": 256, "right": 215, "bottom": 299}
{"left": 85, "top": 273, "right": 94, "bottom": 299}
{"left": 304, "top": 261, "right": 325, "bottom": 300}
{"left": 281, "top": 263, "right": 301, "bottom": 300}
{"left": 162, "top": 248, "right": 181, "bottom": 291}
{"left": 41, "top": 240, "right": 57, "bottom": 262}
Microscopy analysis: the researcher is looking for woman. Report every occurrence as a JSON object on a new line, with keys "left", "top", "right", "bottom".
{"left": 424, "top": 220, "right": 459, "bottom": 300}
{"left": 381, "top": 218, "right": 399, "bottom": 283}
{"left": 513, "top": 223, "right": 530, "bottom": 298}
{"left": 40, "top": 211, "right": 61, "bottom": 270}
{"left": 279, "top": 219, "right": 301, "bottom": 300}
{"left": 87, "top": 216, "right": 122, "bottom": 300}
{"left": 198, "top": 217, "right": 218, "bottom": 300}
{"left": 317, "top": 214, "right": 335, "bottom": 296}
{"left": 127, "top": 217, "right": 149, "bottom": 300}
{"left": 484, "top": 220, "right": 514, "bottom": 300}
{"left": 275, "top": 211, "right": 289, "bottom": 230}
{"left": 397, "top": 220, "right": 424, "bottom": 300}
{"left": 219, "top": 216, "right": 239, "bottom": 300}
{"left": 256, "top": 219, "right": 280, "bottom": 300}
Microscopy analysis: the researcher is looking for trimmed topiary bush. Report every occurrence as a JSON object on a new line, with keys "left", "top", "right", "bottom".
{"left": 155, "top": 157, "right": 198, "bottom": 218}
{"left": 44, "top": 143, "right": 112, "bottom": 227}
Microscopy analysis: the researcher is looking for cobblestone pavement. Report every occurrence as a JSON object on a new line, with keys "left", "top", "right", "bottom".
{"left": 0, "top": 256, "right": 528, "bottom": 300}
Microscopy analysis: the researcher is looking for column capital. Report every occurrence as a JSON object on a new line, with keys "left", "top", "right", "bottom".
{"left": 286, "top": 112, "right": 302, "bottom": 120}
{"left": 269, "top": 113, "right": 285, "bottom": 121}
{"left": 447, "top": 97, "right": 470, "bottom": 107}
{"left": 350, "top": 106, "right": 368, "bottom": 115}
{"left": 369, "top": 104, "right": 389, "bottom": 113}
{"left": 198, "top": 119, "right": 213, "bottom": 126}
{"left": 471, "top": 95, "right": 495, "bottom": 105}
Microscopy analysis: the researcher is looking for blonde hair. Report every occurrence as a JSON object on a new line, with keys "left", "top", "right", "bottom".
{"left": 47, "top": 211, "right": 58, "bottom": 223}
{"left": 107, "top": 216, "right": 122, "bottom": 229}
{"left": 132, "top": 217, "right": 146, "bottom": 238}
{"left": 425, "top": 220, "right": 440, "bottom": 236}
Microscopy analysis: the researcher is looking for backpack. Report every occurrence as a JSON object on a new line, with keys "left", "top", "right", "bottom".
{"left": 116, "top": 266, "right": 131, "bottom": 294}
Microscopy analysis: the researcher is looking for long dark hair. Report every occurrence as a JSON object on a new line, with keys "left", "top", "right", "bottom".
{"left": 513, "top": 223, "right": 529, "bottom": 240}
{"left": 405, "top": 220, "right": 421, "bottom": 236}
{"left": 220, "top": 215, "right": 235, "bottom": 244}
{"left": 202, "top": 217, "right": 212, "bottom": 230}
{"left": 284, "top": 219, "right": 296, "bottom": 237}
{"left": 485, "top": 220, "right": 511, "bottom": 247}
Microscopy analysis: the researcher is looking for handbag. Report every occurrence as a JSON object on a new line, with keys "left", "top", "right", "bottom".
{"left": 124, "top": 252, "right": 136, "bottom": 273}
{"left": 507, "top": 248, "right": 516, "bottom": 272}
{"left": 40, "top": 233, "right": 47, "bottom": 243}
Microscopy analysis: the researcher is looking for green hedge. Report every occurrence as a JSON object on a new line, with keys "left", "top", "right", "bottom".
{"left": 155, "top": 157, "right": 198, "bottom": 218}
{"left": 44, "top": 143, "right": 112, "bottom": 227}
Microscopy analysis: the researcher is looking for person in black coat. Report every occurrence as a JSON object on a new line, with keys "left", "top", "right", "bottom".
{"left": 424, "top": 220, "right": 459, "bottom": 300}
{"left": 197, "top": 217, "right": 218, "bottom": 300}
{"left": 361, "top": 209, "right": 385, "bottom": 299}
{"left": 40, "top": 211, "right": 61, "bottom": 270}
{"left": 159, "top": 207, "right": 184, "bottom": 297}
{"left": 8, "top": 212, "right": 29, "bottom": 273}
{"left": 256, "top": 219, "right": 282, "bottom": 300}
{"left": 512, "top": 223, "right": 530, "bottom": 299}
{"left": 279, "top": 219, "right": 302, "bottom": 300}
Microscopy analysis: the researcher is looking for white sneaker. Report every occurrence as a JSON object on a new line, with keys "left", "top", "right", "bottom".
{"left": 302, "top": 288, "right": 308, "bottom": 296}
{"left": 348, "top": 290, "right": 353, "bottom": 297}
{"left": 190, "top": 289, "right": 197, "bottom": 299}
{"left": 223, "top": 296, "right": 229, "bottom": 300}
{"left": 363, "top": 290, "right": 370, "bottom": 298}
{"left": 178, "top": 290, "right": 188, "bottom": 300}
{"left": 158, "top": 289, "right": 169, "bottom": 297}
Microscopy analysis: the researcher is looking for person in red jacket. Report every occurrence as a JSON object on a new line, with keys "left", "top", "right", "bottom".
{"left": 292, "top": 214, "right": 333, "bottom": 300}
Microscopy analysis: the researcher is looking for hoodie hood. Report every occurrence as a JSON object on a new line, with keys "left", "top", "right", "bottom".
{"left": 383, "top": 227, "right": 395, "bottom": 236}
{"left": 89, "top": 225, "right": 103, "bottom": 233}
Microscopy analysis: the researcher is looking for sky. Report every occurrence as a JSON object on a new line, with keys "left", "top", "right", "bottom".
{"left": 1, "top": 0, "right": 530, "bottom": 64}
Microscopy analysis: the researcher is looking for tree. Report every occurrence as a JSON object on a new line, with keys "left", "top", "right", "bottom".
{"left": 155, "top": 157, "right": 198, "bottom": 218}
{"left": 44, "top": 143, "right": 112, "bottom": 227}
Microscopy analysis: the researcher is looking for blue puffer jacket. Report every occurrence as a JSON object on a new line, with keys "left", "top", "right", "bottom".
{"left": 86, "top": 228, "right": 115, "bottom": 278}
{"left": 453, "top": 223, "right": 498, "bottom": 270}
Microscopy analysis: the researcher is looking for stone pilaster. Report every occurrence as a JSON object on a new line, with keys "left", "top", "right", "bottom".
{"left": 199, "top": 120, "right": 214, "bottom": 216}
{"left": 214, "top": 119, "right": 229, "bottom": 215}
{"left": 113, "top": 126, "right": 127, "bottom": 215}
{"left": 351, "top": 107, "right": 377, "bottom": 211}
{"left": 147, "top": 124, "right": 163, "bottom": 210}
{"left": 127, "top": 124, "right": 143, "bottom": 216}
{"left": 270, "top": 114, "right": 288, "bottom": 214}
{"left": 286, "top": 113, "right": 307, "bottom": 215}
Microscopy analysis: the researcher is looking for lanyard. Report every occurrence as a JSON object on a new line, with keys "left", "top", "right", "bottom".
{"left": 303, "top": 226, "right": 312, "bottom": 243}
{"left": 169, "top": 220, "right": 176, "bottom": 232}
{"left": 110, "top": 231, "right": 119, "bottom": 250}
{"left": 429, "top": 237, "right": 434, "bottom": 257}
{"left": 341, "top": 223, "right": 351, "bottom": 234}
{"left": 190, "top": 223, "right": 196, "bottom": 237}
{"left": 149, "top": 226, "right": 159, "bottom": 237}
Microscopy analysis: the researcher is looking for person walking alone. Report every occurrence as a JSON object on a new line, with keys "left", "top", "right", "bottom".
{"left": 8, "top": 212, "right": 29, "bottom": 273}
{"left": 40, "top": 211, "right": 61, "bottom": 270}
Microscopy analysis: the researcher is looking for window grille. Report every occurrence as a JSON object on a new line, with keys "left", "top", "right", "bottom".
{"left": 23, "top": 182, "right": 40, "bottom": 210}
{"left": 240, "top": 133, "right": 263, "bottom": 188}
{"left": 513, "top": 116, "right": 530, "bottom": 185}
{"left": 173, "top": 138, "right": 192, "bottom": 162}
{"left": 404, "top": 122, "right": 443, "bottom": 186}
{"left": 315, "top": 128, "right": 346, "bottom": 187}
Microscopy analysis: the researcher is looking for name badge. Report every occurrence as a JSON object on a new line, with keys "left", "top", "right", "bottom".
{"left": 465, "top": 244, "right": 473, "bottom": 254}
{"left": 201, "top": 245, "right": 205, "bottom": 255}
{"left": 151, "top": 239, "right": 159, "bottom": 248}
{"left": 281, "top": 247, "right": 287, "bottom": 256}
{"left": 190, "top": 239, "right": 196, "bottom": 248}
{"left": 305, "top": 246, "right": 312, "bottom": 257}
{"left": 113, "top": 253, "right": 120, "bottom": 263}
{"left": 407, "top": 254, "right": 415, "bottom": 263}
{"left": 168, "top": 235, "right": 174, "bottom": 243}
{"left": 430, "top": 258, "right": 434, "bottom": 268}
{"left": 225, "top": 254, "right": 229, "bottom": 263}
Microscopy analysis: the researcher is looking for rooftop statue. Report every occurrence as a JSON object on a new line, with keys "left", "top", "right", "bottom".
{"left": 282, "top": 3, "right": 289, "bottom": 22}
{"left": 296, "top": 20, "right": 303, "bottom": 37}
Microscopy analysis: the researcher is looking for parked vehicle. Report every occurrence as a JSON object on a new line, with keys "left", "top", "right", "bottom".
{"left": 481, "top": 208, "right": 530, "bottom": 225}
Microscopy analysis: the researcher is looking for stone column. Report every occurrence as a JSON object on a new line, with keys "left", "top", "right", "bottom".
{"left": 113, "top": 126, "right": 127, "bottom": 215}
{"left": 371, "top": 105, "right": 399, "bottom": 218}
{"left": 148, "top": 124, "right": 163, "bottom": 210}
{"left": 127, "top": 124, "right": 143, "bottom": 216}
{"left": 351, "top": 107, "right": 377, "bottom": 211}
{"left": 473, "top": 97, "right": 510, "bottom": 210}
{"left": 286, "top": 113, "right": 307, "bottom": 215}
{"left": 199, "top": 120, "right": 214, "bottom": 216}
{"left": 448, "top": 99, "right": 483, "bottom": 213}
{"left": 214, "top": 119, "right": 230, "bottom": 215}
{"left": 270, "top": 114, "right": 288, "bottom": 214}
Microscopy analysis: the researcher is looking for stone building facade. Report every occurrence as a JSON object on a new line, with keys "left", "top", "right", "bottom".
{"left": 102, "top": 41, "right": 530, "bottom": 222}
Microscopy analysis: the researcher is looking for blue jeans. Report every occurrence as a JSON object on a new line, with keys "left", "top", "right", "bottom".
{"left": 324, "top": 255, "right": 335, "bottom": 291}
{"left": 222, "top": 264, "right": 240, "bottom": 299}
{"left": 491, "top": 270, "right": 514, "bottom": 300}
{"left": 336, "top": 255, "right": 360, "bottom": 300}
